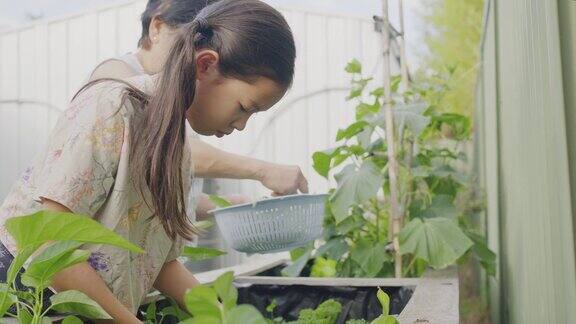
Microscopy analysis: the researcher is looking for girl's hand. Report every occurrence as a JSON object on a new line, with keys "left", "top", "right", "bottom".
{"left": 257, "top": 163, "right": 309, "bottom": 196}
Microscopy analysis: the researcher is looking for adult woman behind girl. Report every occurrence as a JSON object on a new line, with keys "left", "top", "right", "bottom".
{"left": 90, "top": 0, "right": 307, "bottom": 220}
{"left": 0, "top": 0, "right": 296, "bottom": 322}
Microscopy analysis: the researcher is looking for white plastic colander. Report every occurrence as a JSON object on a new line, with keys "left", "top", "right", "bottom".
{"left": 209, "top": 194, "right": 328, "bottom": 254}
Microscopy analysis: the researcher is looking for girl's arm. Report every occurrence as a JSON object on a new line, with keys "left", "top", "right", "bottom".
{"left": 42, "top": 198, "right": 142, "bottom": 324}
{"left": 153, "top": 259, "right": 199, "bottom": 310}
{"left": 191, "top": 139, "right": 309, "bottom": 195}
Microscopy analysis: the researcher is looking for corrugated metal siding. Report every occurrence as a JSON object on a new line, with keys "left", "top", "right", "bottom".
{"left": 477, "top": 0, "right": 576, "bottom": 322}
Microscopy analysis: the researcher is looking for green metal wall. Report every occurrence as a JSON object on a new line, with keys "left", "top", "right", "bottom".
{"left": 476, "top": 0, "right": 576, "bottom": 322}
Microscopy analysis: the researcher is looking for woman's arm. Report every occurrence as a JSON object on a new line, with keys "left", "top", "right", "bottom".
{"left": 153, "top": 259, "right": 199, "bottom": 310}
{"left": 42, "top": 198, "right": 142, "bottom": 324}
{"left": 195, "top": 193, "right": 250, "bottom": 220}
{"left": 190, "top": 139, "right": 309, "bottom": 195}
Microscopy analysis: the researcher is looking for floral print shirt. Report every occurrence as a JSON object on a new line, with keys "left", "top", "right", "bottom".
{"left": 0, "top": 74, "right": 192, "bottom": 314}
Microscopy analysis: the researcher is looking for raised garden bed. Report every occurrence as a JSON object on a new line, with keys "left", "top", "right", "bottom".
{"left": 234, "top": 260, "right": 459, "bottom": 323}
{"left": 137, "top": 253, "right": 459, "bottom": 323}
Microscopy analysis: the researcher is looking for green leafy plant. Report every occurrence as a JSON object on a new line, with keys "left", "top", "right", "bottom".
{"left": 296, "top": 299, "right": 342, "bottom": 324}
{"left": 294, "top": 59, "right": 494, "bottom": 279}
{"left": 372, "top": 288, "right": 398, "bottom": 324}
{"left": 181, "top": 271, "right": 267, "bottom": 324}
{"left": 293, "top": 289, "right": 397, "bottom": 324}
{"left": 142, "top": 272, "right": 399, "bottom": 324}
{"left": 0, "top": 210, "right": 144, "bottom": 323}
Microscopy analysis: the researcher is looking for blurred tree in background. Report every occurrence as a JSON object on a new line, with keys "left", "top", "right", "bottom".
{"left": 420, "top": 1, "right": 489, "bottom": 323}
{"left": 421, "top": 0, "right": 485, "bottom": 119}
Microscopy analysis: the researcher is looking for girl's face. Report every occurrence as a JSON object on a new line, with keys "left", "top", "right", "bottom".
{"left": 186, "top": 50, "right": 287, "bottom": 137}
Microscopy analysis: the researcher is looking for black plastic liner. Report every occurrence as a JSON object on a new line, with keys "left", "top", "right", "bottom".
{"left": 237, "top": 284, "right": 414, "bottom": 323}
{"left": 138, "top": 284, "right": 413, "bottom": 323}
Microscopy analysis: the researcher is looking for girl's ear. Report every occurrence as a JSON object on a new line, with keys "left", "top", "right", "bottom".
{"left": 149, "top": 16, "right": 164, "bottom": 44}
{"left": 195, "top": 50, "right": 221, "bottom": 81}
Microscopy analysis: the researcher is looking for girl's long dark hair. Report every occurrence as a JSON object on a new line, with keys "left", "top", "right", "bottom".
{"left": 76, "top": 0, "right": 296, "bottom": 241}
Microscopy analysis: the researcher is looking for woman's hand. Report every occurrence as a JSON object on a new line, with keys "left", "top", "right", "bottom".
{"left": 257, "top": 163, "right": 309, "bottom": 196}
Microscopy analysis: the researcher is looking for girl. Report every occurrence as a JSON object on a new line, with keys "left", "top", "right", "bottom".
{"left": 90, "top": 0, "right": 307, "bottom": 220}
{"left": 0, "top": 0, "right": 297, "bottom": 322}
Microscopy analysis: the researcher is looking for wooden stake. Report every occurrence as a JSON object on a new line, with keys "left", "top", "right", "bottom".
{"left": 380, "top": 0, "right": 402, "bottom": 278}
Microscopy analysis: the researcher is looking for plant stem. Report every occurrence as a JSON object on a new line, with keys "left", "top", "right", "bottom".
{"left": 31, "top": 287, "right": 44, "bottom": 324}
{"left": 17, "top": 301, "right": 34, "bottom": 313}
{"left": 373, "top": 199, "right": 381, "bottom": 241}
{"left": 403, "top": 256, "right": 417, "bottom": 277}
{"left": 40, "top": 304, "right": 53, "bottom": 318}
{"left": 401, "top": 140, "right": 415, "bottom": 219}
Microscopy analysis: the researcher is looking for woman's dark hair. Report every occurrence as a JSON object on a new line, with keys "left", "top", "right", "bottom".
{"left": 75, "top": 0, "right": 295, "bottom": 241}
{"left": 139, "top": 0, "right": 217, "bottom": 50}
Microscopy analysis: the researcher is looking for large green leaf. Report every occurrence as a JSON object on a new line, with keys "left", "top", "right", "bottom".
{"left": 62, "top": 315, "right": 83, "bottom": 324}
{"left": 350, "top": 240, "right": 390, "bottom": 277}
{"left": 312, "top": 147, "right": 346, "bottom": 179}
{"left": 181, "top": 246, "right": 226, "bottom": 261}
{"left": 183, "top": 285, "right": 221, "bottom": 321}
{"left": 411, "top": 195, "right": 458, "bottom": 219}
{"left": 20, "top": 241, "right": 84, "bottom": 288}
{"left": 181, "top": 316, "right": 220, "bottom": 324}
{"left": 0, "top": 283, "right": 17, "bottom": 317}
{"left": 5, "top": 210, "right": 143, "bottom": 253}
{"left": 282, "top": 244, "right": 313, "bottom": 277}
{"left": 213, "top": 271, "right": 238, "bottom": 311}
{"left": 357, "top": 127, "right": 374, "bottom": 150}
{"left": 356, "top": 101, "right": 381, "bottom": 120}
{"left": 395, "top": 103, "right": 430, "bottom": 137}
{"left": 399, "top": 218, "right": 473, "bottom": 269}
{"left": 316, "top": 238, "right": 349, "bottom": 261}
{"left": 431, "top": 165, "right": 469, "bottom": 186}
{"left": 7, "top": 243, "right": 41, "bottom": 285}
{"left": 227, "top": 305, "right": 268, "bottom": 324}
{"left": 331, "top": 161, "right": 383, "bottom": 223}
{"left": 312, "top": 151, "right": 332, "bottom": 179}
{"left": 336, "top": 121, "right": 369, "bottom": 141}
{"left": 368, "top": 102, "right": 431, "bottom": 138}
{"left": 467, "top": 231, "right": 497, "bottom": 276}
{"left": 22, "top": 248, "right": 90, "bottom": 289}
{"left": 50, "top": 290, "right": 111, "bottom": 319}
